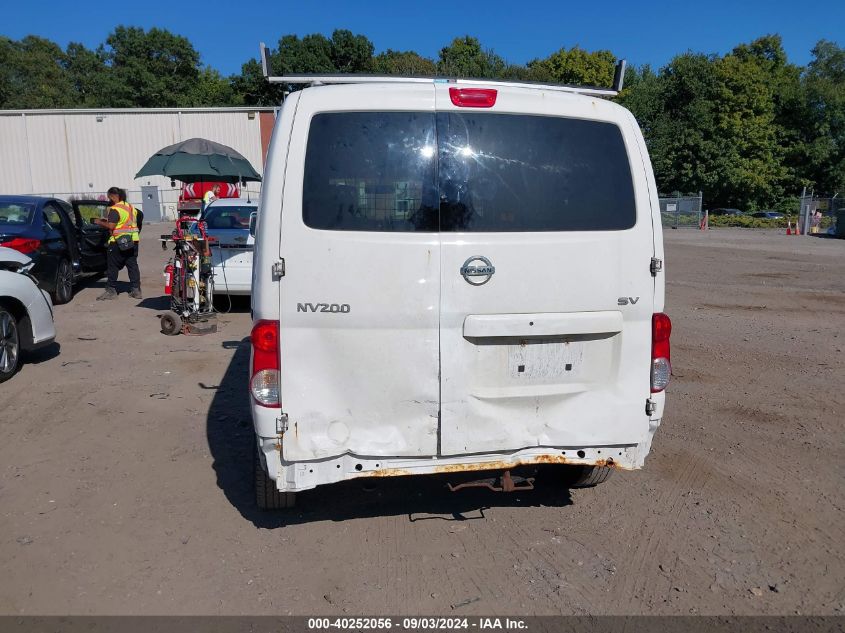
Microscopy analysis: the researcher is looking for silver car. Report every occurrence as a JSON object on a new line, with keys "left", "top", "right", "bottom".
{"left": 199, "top": 198, "right": 257, "bottom": 296}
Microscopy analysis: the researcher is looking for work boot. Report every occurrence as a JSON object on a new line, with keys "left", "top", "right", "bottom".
{"left": 129, "top": 288, "right": 143, "bottom": 300}
{"left": 97, "top": 287, "right": 118, "bottom": 301}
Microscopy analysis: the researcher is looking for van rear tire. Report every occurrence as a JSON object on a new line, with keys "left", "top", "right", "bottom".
{"left": 562, "top": 465, "right": 613, "bottom": 488}
{"left": 254, "top": 442, "right": 296, "bottom": 510}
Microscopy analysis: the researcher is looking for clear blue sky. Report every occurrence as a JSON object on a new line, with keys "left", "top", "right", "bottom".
{"left": 4, "top": 0, "right": 843, "bottom": 75}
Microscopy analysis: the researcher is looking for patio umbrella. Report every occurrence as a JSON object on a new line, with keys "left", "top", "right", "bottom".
{"left": 135, "top": 138, "right": 262, "bottom": 184}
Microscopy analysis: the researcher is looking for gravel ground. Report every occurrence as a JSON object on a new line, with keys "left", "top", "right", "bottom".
{"left": 0, "top": 227, "right": 842, "bottom": 616}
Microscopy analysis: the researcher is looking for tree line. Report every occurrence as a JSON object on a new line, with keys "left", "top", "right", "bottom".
{"left": 1, "top": 28, "right": 843, "bottom": 210}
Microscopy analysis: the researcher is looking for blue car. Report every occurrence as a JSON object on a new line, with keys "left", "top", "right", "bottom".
{"left": 751, "top": 211, "right": 785, "bottom": 219}
{"left": 0, "top": 195, "right": 110, "bottom": 304}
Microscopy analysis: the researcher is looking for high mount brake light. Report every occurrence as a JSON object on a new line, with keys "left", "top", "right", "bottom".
{"left": 651, "top": 313, "right": 672, "bottom": 393}
{"left": 449, "top": 87, "right": 497, "bottom": 108}
{"left": 251, "top": 320, "right": 280, "bottom": 408}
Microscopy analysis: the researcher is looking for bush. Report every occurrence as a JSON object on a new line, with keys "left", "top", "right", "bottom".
{"left": 707, "top": 215, "right": 791, "bottom": 228}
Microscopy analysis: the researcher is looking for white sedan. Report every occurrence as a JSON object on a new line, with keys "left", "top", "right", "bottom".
{"left": 199, "top": 198, "right": 257, "bottom": 296}
{"left": 0, "top": 247, "right": 57, "bottom": 382}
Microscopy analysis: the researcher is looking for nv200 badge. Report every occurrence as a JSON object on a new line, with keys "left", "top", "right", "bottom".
{"left": 296, "top": 303, "right": 351, "bottom": 313}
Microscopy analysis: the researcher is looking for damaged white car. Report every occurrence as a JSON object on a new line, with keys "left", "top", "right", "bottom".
{"left": 0, "top": 247, "right": 57, "bottom": 383}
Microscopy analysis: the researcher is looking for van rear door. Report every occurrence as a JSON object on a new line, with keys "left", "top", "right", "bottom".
{"left": 278, "top": 85, "right": 442, "bottom": 461}
{"left": 435, "top": 87, "right": 655, "bottom": 455}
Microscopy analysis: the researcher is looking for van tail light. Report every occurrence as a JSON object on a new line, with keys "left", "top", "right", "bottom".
{"left": 1, "top": 237, "right": 41, "bottom": 255}
{"left": 251, "top": 320, "right": 280, "bottom": 408}
{"left": 449, "top": 87, "right": 497, "bottom": 108}
{"left": 651, "top": 313, "right": 672, "bottom": 393}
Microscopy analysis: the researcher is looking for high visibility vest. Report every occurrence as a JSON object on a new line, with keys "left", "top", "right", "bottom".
{"left": 108, "top": 202, "right": 139, "bottom": 244}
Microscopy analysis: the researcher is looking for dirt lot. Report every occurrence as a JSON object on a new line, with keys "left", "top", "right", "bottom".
{"left": 0, "top": 227, "right": 842, "bottom": 616}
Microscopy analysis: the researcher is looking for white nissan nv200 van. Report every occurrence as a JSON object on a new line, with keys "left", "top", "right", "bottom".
{"left": 249, "top": 66, "right": 671, "bottom": 509}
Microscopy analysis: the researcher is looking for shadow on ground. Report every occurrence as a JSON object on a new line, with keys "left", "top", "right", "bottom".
{"left": 136, "top": 295, "right": 171, "bottom": 311}
{"left": 23, "top": 342, "right": 61, "bottom": 365}
{"left": 212, "top": 294, "right": 251, "bottom": 314}
{"left": 135, "top": 295, "right": 251, "bottom": 313}
{"left": 207, "top": 339, "right": 574, "bottom": 529}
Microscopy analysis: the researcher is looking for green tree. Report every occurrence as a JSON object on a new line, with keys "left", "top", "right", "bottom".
{"left": 802, "top": 40, "right": 845, "bottom": 193}
{"left": 230, "top": 57, "right": 284, "bottom": 106}
{"left": 276, "top": 33, "right": 335, "bottom": 73}
{"left": 98, "top": 26, "right": 202, "bottom": 107}
{"left": 731, "top": 35, "right": 806, "bottom": 199}
{"left": 0, "top": 37, "right": 15, "bottom": 107}
{"left": 499, "top": 63, "right": 533, "bottom": 81}
{"left": 621, "top": 41, "right": 797, "bottom": 210}
{"left": 0, "top": 35, "right": 76, "bottom": 108}
{"left": 330, "top": 29, "right": 375, "bottom": 73}
{"left": 371, "top": 50, "right": 437, "bottom": 75}
{"left": 188, "top": 67, "right": 236, "bottom": 106}
{"left": 527, "top": 46, "right": 616, "bottom": 86}
{"left": 633, "top": 53, "right": 722, "bottom": 200}
{"left": 63, "top": 42, "right": 107, "bottom": 107}
{"left": 234, "top": 30, "right": 376, "bottom": 104}
{"left": 437, "top": 36, "right": 506, "bottom": 78}
{"left": 709, "top": 43, "right": 789, "bottom": 208}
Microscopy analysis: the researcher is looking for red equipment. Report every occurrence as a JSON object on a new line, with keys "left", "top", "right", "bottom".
{"left": 158, "top": 216, "right": 217, "bottom": 336}
{"left": 163, "top": 262, "right": 174, "bottom": 295}
{"left": 177, "top": 182, "right": 240, "bottom": 215}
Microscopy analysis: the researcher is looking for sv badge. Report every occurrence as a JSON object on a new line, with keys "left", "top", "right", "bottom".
{"left": 617, "top": 297, "right": 640, "bottom": 306}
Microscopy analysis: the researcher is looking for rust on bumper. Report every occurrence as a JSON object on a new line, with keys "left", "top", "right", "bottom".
{"left": 350, "top": 453, "right": 626, "bottom": 480}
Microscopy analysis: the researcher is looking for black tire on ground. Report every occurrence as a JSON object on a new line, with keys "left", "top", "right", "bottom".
{"left": 254, "top": 440, "right": 295, "bottom": 510}
{"left": 0, "top": 307, "right": 21, "bottom": 383}
{"left": 562, "top": 465, "right": 614, "bottom": 488}
{"left": 52, "top": 259, "right": 74, "bottom": 305}
{"left": 160, "top": 311, "right": 182, "bottom": 336}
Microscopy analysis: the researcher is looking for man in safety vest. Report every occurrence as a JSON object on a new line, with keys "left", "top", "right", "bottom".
{"left": 202, "top": 184, "right": 221, "bottom": 213}
{"left": 94, "top": 186, "right": 142, "bottom": 300}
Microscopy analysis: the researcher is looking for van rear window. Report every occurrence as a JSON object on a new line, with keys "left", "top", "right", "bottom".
{"left": 438, "top": 113, "right": 636, "bottom": 231}
{"left": 302, "top": 112, "right": 636, "bottom": 232}
{"left": 303, "top": 112, "right": 439, "bottom": 232}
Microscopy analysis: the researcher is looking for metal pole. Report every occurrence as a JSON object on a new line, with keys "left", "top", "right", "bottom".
{"left": 699, "top": 191, "right": 704, "bottom": 229}
{"left": 675, "top": 191, "right": 681, "bottom": 229}
{"left": 797, "top": 187, "right": 806, "bottom": 234}
{"left": 804, "top": 190, "right": 813, "bottom": 237}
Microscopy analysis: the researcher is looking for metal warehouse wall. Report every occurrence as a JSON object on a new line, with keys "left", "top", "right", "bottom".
{"left": 0, "top": 108, "right": 275, "bottom": 217}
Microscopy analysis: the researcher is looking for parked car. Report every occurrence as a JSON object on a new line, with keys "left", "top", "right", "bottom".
{"left": 249, "top": 76, "right": 672, "bottom": 508}
{"left": 709, "top": 208, "right": 745, "bottom": 216}
{"left": 199, "top": 198, "right": 257, "bottom": 296}
{"left": 0, "top": 247, "right": 56, "bottom": 382}
{"left": 0, "top": 196, "right": 109, "bottom": 303}
{"left": 750, "top": 211, "right": 785, "bottom": 219}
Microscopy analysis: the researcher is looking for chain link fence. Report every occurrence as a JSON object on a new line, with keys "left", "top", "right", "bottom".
{"left": 659, "top": 192, "right": 704, "bottom": 229}
{"left": 25, "top": 185, "right": 262, "bottom": 222}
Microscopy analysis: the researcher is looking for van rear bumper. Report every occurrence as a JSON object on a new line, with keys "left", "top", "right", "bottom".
{"left": 257, "top": 435, "right": 659, "bottom": 493}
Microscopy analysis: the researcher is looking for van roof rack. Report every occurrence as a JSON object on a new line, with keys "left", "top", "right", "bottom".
{"left": 259, "top": 42, "right": 626, "bottom": 97}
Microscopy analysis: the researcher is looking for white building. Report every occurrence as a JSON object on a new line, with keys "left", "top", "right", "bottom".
{"left": 0, "top": 107, "right": 277, "bottom": 220}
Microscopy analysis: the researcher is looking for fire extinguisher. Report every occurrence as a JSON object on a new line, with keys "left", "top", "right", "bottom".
{"left": 163, "top": 262, "right": 174, "bottom": 295}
